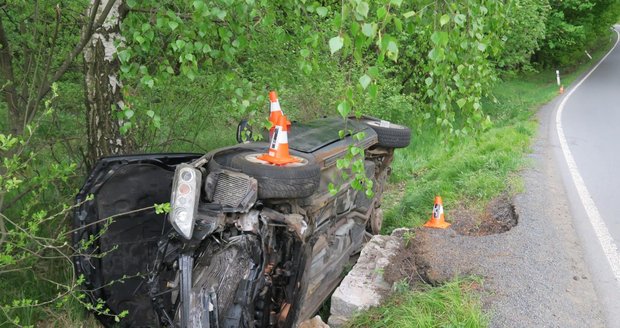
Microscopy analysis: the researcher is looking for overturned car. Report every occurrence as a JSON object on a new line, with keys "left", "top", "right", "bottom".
{"left": 73, "top": 116, "right": 410, "bottom": 327}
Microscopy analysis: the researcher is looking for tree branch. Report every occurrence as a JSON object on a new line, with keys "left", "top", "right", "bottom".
{"left": 32, "top": 0, "right": 114, "bottom": 109}
{"left": 24, "top": 3, "right": 61, "bottom": 126}
{"left": 0, "top": 16, "right": 21, "bottom": 130}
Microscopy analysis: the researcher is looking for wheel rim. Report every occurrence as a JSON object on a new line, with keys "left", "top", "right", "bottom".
{"left": 364, "top": 119, "right": 405, "bottom": 129}
{"left": 243, "top": 153, "right": 309, "bottom": 167}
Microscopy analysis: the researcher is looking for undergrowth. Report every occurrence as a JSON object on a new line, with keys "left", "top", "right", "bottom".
{"left": 347, "top": 277, "right": 488, "bottom": 328}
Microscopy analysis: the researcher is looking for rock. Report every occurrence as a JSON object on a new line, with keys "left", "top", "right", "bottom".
{"left": 298, "top": 315, "right": 330, "bottom": 328}
{"left": 328, "top": 235, "right": 402, "bottom": 327}
{"left": 390, "top": 227, "right": 415, "bottom": 238}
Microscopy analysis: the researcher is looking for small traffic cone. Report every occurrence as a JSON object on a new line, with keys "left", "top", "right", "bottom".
{"left": 559, "top": 85, "right": 564, "bottom": 94}
{"left": 268, "top": 91, "right": 291, "bottom": 136}
{"left": 423, "top": 196, "right": 451, "bottom": 229}
{"left": 258, "top": 114, "right": 300, "bottom": 166}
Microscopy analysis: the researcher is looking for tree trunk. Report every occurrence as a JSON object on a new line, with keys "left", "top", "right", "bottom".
{"left": 84, "top": 0, "right": 131, "bottom": 169}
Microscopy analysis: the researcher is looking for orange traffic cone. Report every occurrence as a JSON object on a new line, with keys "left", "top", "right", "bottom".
{"left": 559, "top": 85, "right": 564, "bottom": 94}
{"left": 423, "top": 196, "right": 451, "bottom": 229}
{"left": 258, "top": 114, "right": 300, "bottom": 166}
{"left": 268, "top": 91, "right": 291, "bottom": 136}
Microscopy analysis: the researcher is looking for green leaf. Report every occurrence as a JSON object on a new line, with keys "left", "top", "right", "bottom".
{"left": 215, "top": 9, "right": 227, "bottom": 20}
{"left": 440, "top": 14, "right": 450, "bottom": 26}
{"left": 356, "top": 2, "right": 369, "bottom": 18}
{"left": 329, "top": 36, "right": 344, "bottom": 54}
{"left": 146, "top": 110, "right": 155, "bottom": 118}
{"left": 477, "top": 43, "right": 487, "bottom": 52}
{"left": 126, "top": 0, "right": 137, "bottom": 8}
{"left": 377, "top": 7, "right": 387, "bottom": 19}
{"left": 120, "top": 122, "right": 132, "bottom": 135}
{"left": 359, "top": 74, "right": 371, "bottom": 89}
{"left": 134, "top": 35, "right": 145, "bottom": 44}
{"left": 328, "top": 183, "right": 338, "bottom": 195}
{"left": 368, "top": 66, "right": 380, "bottom": 78}
{"left": 168, "top": 20, "right": 179, "bottom": 31}
{"left": 117, "top": 50, "right": 131, "bottom": 63}
{"left": 456, "top": 98, "right": 466, "bottom": 108}
{"left": 300, "top": 48, "right": 310, "bottom": 58}
{"left": 124, "top": 109, "right": 134, "bottom": 119}
{"left": 368, "top": 84, "right": 378, "bottom": 98}
{"left": 175, "top": 39, "right": 186, "bottom": 50}
{"left": 454, "top": 14, "right": 466, "bottom": 26}
{"left": 430, "top": 32, "right": 448, "bottom": 46}
{"left": 425, "top": 77, "right": 433, "bottom": 86}
{"left": 316, "top": 6, "right": 328, "bottom": 17}
{"left": 337, "top": 101, "right": 351, "bottom": 118}
{"left": 390, "top": 0, "right": 403, "bottom": 7}
{"left": 386, "top": 40, "right": 398, "bottom": 60}
{"left": 361, "top": 23, "right": 375, "bottom": 37}
{"left": 403, "top": 11, "right": 416, "bottom": 18}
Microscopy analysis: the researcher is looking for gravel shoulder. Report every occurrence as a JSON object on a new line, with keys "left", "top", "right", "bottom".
{"left": 403, "top": 98, "right": 606, "bottom": 327}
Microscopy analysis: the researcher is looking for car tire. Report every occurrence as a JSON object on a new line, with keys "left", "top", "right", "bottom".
{"left": 230, "top": 152, "right": 321, "bottom": 199}
{"left": 207, "top": 143, "right": 268, "bottom": 172}
{"left": 360, "top": 119, "right": 411, "bottom": 148}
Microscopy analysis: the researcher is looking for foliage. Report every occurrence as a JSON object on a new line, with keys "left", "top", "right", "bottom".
{"left": 535, "top": 0, "right": 620, "bottom": 67}
{"left": 497, "top": 0, "right": 550, "bottom": 71}
{"left": 347, "top": 277, "right": 488, "bottom": 328}
{"left": 0, "top": 86, "right": 121, "bottom": 326}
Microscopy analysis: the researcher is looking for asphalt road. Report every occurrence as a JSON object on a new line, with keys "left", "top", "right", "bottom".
{"left": 555, "top": 25, "right": 620, "bottom": 326}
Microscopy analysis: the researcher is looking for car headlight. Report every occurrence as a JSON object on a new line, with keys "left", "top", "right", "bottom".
{"left": 170, "top": 164, "right": 202, "bottom": 239}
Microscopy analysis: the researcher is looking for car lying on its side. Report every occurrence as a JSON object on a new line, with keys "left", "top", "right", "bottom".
{"left": 73, "top": 116, "right": 410, "bottom": 327}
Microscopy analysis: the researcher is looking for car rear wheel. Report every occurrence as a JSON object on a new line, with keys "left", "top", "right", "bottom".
{"left": 230, "top": 152, "right": 320, "bottom": 199}
{"left": 360, "top": 119, "right": 411, "bottom": 148}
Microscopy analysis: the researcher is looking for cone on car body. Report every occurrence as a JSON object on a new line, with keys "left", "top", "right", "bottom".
{"left": 423, "top": 196, "right": 451, "bottom": 229}
{"left": 268, "top": 91, "right": 291, "bottom": 136}
{"left": 258, "top": 114, "right": 300, "bottom": 166}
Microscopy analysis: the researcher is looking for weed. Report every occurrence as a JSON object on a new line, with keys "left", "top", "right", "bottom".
{"left": 392, "top": 279, "right": 410, "bottom": 293}
{"left": 402, "top": 230, "right": 416, "bottom": 248}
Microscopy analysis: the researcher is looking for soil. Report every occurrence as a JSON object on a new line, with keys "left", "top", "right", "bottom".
{"left": 450, "top": 193, "right": 518, "bottom": 236}
{"left": 382, "top": 228, "right": 426, "bottom": 287}
{"left": 383, "top": 193, "right": 519, "bottom": 287}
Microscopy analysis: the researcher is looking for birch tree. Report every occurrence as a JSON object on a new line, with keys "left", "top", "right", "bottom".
{"left": 83, "top": 0, "right": 132, "bottom": 168}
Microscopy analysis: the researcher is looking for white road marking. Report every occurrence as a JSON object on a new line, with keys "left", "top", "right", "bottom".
{"left": 555, "top": 28, "right": 620, "bottom": 284}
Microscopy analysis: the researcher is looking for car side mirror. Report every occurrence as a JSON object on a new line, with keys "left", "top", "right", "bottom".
{"left": 236, "top": 119, "right": 253, "bottom": 143}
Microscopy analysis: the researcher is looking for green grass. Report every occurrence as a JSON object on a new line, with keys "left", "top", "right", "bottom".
{"left": 348, "top": 277, "right": 488, "bottom": 328}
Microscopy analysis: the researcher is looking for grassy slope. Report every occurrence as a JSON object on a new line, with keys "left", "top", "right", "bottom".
{"left": 348, "top": 278, "right": 487, "bottom": 328}
{"left": 351, "top": 35, "right": 616, "bottom": 328}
